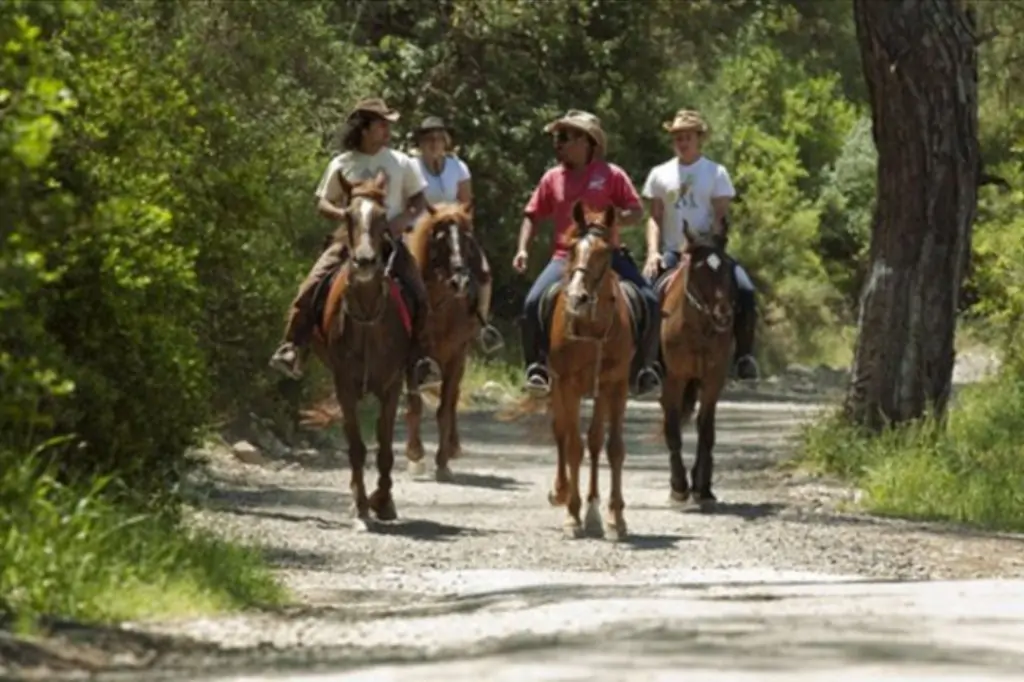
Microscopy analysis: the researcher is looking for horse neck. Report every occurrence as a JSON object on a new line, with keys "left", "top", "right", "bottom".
{"left": 345, "top": 272, "right": 389, "bottom": 319}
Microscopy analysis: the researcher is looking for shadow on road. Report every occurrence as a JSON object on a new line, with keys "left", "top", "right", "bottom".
{"left": 430, "top": 471, "right": 526, "bottom": 491}
{"left": 367, "top": 518, "right": 496, "bottom": 542}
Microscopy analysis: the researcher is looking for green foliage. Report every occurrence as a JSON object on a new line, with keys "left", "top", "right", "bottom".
{"left": 0, "top": 441, "right": 286, "bottom": 625}
{"left": 797, "top": 364, "right": 1024, "bottom": 532}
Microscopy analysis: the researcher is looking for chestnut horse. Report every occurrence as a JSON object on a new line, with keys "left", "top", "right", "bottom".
{"left": 543, "top": 203, "right": 636, "bottom": 540}
{"left": 308, "top": 171, "right": 416, "bottom": 530}
{"left": 403, "top": 202, "right": 486, "bottom": 481}
{"left": 656, "top": 223, "right": 737, "bottom": 510}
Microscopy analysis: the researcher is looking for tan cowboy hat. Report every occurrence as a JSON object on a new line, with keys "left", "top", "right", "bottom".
{"left": 663, "top": 109, "right": 710, "bottom": 136}
{"left": 544, "top": 109, "right": 607, "bottom": 154}
{"left": 349, "top": 97, "right": 400, "bottom": 122}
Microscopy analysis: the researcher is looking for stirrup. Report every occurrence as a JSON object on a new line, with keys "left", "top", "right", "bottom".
{"left": 734, "top": 354, "right": 760, "bottom": 381}
{"left": 478, "top": 324, "right": 505, "bottom": 355}
{"left": 631, "top": 367, "right": 662, "bottom": 398}
{"left": 523, "top": 364, "right": 551, "bottom": 397}
{"left": 268, "top": 346, "right": 304, "bottom": 380}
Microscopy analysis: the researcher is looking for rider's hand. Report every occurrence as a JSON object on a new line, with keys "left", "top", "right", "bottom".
{"left": 642, "top": 253, "right": 662, "bottom": 280}
{"left": 512, "top": 249, "right": 529, "bottom": 274}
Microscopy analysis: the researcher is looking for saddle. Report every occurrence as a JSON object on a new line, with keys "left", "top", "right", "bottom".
{"left": 312, "top": 258, "right": 414, "bottom": 337}
{"left": 536, "top": 278, "right": 647, "bottom": 343}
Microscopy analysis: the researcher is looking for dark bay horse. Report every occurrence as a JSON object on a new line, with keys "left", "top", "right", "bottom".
{"left": 307, "top": 171, "right": 416, "bottom": 530}
{"left": 656, "top": 223, "right": 737, "bottom": 510}
{"left": 403, "top": 202, "right": 485, "bottom": 482}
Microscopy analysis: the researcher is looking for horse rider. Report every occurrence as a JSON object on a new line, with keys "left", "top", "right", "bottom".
{"left": 268, "top": 97, "right": 443, "bottom": 391}
{"left": 514, "top": 109, "right": 663, "bottom": 398}
{"left": 640, "top": 108, "right": 759, "bottom": 380}
{"left": 410, "top": 116, "right": 504, "bottom": 353}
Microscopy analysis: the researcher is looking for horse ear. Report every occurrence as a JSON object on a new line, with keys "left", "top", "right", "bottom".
{"left": 462, "top": 200, "right": 474, "bottom": 217}
{"left": 336, "top": 170, "right": 353, "bottom": 202}
{"left": 572, "top": 201, "right": 586, "bottom": 228}
{"left": 426, "top": 203, "right": 438, "bottom": 216}
{"left": 372, "top": 169, "right": 389, "bottom": 190}
{"left": 683, "top": 220, "right": 698, "bottom": 246}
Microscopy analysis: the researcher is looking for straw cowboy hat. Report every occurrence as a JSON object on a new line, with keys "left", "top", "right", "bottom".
{"left": 348, "top": 97, "right": 400, "bottom": 122}
{"left": 544, "top": 109, "right": 607, "bottom": 154}
{"left": 412, "top": 116, "right": 454, "bottom": 146}
{"left": 663, "top": 109, "right": 710, "bottom": 136}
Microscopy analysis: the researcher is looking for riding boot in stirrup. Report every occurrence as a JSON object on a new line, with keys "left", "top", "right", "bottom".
{"left": 733, "top": 289, "right": 760, "bottom": 380}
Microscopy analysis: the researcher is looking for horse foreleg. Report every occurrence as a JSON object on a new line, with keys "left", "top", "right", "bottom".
{"left": 560, "top": 386, "right": 585, "bottom": 539}
{"left": 661, "top": 371, "right": 690, "bottom": 504}
{"left": 433, "top": 359, "right": 459, "bottom": 483}
{"left": 368, "top": 386, "right": 401, "bottom": 521}
{"left": 337, "top": 385, "right": 371, "bottom": 529}
{"left": 606, "top": 379, "right": 629, "bottom": 540}
{"left": 404, "top": 364, "right": 427, "bottom": 476}
{"left": 583, "top": 392, "right": 607, "bottom": 538}
{"left": 448, "top": 351, "right": 468, "bottom": 461}
{"left": 548, "top": 387, "right": 571, "bottom": 508}
{"left": 693, "top": 382, "right": 722, "bottom": 511}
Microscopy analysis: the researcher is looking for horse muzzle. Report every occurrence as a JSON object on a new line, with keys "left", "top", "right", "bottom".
{"left": 448, "top": 270, "right": 471, "bottom": 296}
{"left": 352, "top": 255, "right": 381, "bottom": 281}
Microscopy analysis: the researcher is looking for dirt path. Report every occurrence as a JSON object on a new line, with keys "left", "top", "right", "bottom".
{"left": 8, "top": 385, "right": 1024, "bottom": 680}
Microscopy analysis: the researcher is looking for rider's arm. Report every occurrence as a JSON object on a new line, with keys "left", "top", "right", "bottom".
{"left": 520, "top": 171, "right": 555, "bottom": 253}
{"left": 389, "top": 154, "right": 430, "bottom": 236}
{"left": 646, "top": 198, "right": 664, "bottom": 259}
{"left": 314, "top": 157, "right": 349, "bottom": 223}
{"left": 710, "top": 163, "right": 737, "bottom": 238}
{"left": 456, "top": 158, "right": 473, "bottom": 208}
{"left": 640, "top": 167, "right": 663, "bottom": 260}
{"left": 610, "top": 164, "right": 643, "bottom": 227}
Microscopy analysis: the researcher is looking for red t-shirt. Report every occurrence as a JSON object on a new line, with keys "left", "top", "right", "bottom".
{"left": 524, "top": 160, "right": 642, "bottom": 259}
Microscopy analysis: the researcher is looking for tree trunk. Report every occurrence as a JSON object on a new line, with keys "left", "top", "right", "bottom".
{"left": 845, "top": 0, "right": 980, "bottom": 430}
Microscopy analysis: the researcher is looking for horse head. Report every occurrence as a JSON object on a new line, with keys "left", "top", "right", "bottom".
{"left": 681, "top": 221, "right": 734, "bottom": 332}
{"left": 336, "top": 170, "right": 391, "bottom": 285}
{"left": 565, "top": 201, "right": 616, "bottom": 319}
{"left": 417, "top": 201, "right": 475, "bottom": 297}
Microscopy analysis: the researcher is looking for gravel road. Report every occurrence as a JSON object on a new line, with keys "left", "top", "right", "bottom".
{"left": 6, "top": 379, "right": 1024, "bottom": 680}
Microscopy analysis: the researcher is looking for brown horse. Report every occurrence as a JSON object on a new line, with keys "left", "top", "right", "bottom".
{"left": 656, "top": 223, "right": 737, "bottom": 510}
{"left": 309, "top": 171, "right": 416, "bottom": 530}
{"left": 543, "top": 202, "right": 635, "bottom": 540}
{"left": 403, "top": 202, "right": 484, "bottom": 482}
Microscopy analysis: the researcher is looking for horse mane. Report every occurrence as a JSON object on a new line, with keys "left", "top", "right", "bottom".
{"left": 407, "top": 203, "right": 474, "bottom": 269}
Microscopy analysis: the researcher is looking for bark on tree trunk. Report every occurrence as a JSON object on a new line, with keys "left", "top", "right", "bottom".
{"left": 845, "top": 0, "right": 980, "bottom": 431}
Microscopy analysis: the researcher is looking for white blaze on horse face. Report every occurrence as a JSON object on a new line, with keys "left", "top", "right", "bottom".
{"left": 353, "top": 199, "right": 377, "bottom": 264}
{"left": 448, "top": 223, "right": 463, "bottom": 269}
{"left": 566, "top": 234, "right": 591, "bottom": 303}
{"left": 706, "top": 253, "right": 721, "bottom": 271}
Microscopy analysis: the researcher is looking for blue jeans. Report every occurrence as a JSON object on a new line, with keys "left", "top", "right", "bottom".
{"left": 521, "top": 249, "right": 659, "bottom": 370}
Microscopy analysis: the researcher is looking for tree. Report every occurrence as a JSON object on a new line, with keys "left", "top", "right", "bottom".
{"left": 844, "top": 0, "right": 980, "bottom": 430}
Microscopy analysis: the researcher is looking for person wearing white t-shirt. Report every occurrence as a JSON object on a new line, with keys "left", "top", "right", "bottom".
{"left": 269, "top": 98, "right": 442, "bottom": 391}
{"left": 640, "top": 109, "right": 759, "bottom": 380}
{"left": 410, "top": 116, "right": 502, "bottom": 353}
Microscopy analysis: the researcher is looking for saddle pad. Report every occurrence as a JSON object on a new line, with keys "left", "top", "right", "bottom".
{"left": 537, "top": 279, "right": 645, "bottom": 341}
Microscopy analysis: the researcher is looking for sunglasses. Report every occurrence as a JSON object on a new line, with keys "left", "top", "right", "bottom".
{"left": 554, "top": 130, "right": 585, "bottom": 144}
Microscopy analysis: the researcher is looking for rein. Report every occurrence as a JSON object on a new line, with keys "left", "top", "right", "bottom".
{"left": 561, "top": 225, "right": 620, "bottom": 399}
{"left": 340, "top": 241, "right": 398, "bottom": 393}
{"left": 679, "top": 249, "right": 733, "bottom": 336}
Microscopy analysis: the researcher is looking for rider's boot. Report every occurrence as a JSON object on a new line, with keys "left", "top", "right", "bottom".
{"left": 631, "top": 301, "right": 663, "bottom": 398}
{"left": 733, "top": 288, "right": 760, "bottom": 380}
{"left": 521, "top": 314, "right": 551, "bottom": 396}
{"left": 394, "top": 241, "right": 443, "bottom": 393}
{"left": 269, "top": 242, "right": 345, "bottom": 380}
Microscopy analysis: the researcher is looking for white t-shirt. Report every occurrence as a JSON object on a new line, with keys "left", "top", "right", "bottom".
{"left": 416, "top": 155, "right": 471, "bottom": 205}
{"left": 315, "top": 148, "right": 427, "bottom": 220}
{"left": 641, "top": 156, "right": 736, "bottom": 251}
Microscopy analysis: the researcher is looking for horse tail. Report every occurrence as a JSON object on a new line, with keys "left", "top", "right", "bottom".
{"left": 494, "top": 392, "right": 549, "bottom": 422}
{"left": 299, "top": 398, "right": 343, "bottom": 428}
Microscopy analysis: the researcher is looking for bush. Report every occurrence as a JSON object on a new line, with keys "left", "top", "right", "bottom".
{"left": 797, "top": 365, "right": 1024, "bottom": 532}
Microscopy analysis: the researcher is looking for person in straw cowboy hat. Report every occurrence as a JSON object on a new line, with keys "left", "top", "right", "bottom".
{"left": 268, "top": 97, "right": 443, "bottom": 392}
{"left": 410, "top": 115, "right": 503, "bottom": 353}
{"left": 640, "top": 108, "right": 759, "bottom": 380}
{"left": 514, "top": 109, "right": 663, "bottom": 398}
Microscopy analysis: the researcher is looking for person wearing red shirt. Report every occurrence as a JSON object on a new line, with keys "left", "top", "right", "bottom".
{"left": 513, "top": 110, "right": 662, "bottom": 398}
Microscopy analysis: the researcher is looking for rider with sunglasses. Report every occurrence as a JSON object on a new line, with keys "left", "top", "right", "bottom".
{"left": 513, "top": 110, "right": 663, "bottom": 398}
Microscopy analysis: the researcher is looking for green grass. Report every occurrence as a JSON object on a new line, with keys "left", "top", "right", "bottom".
{"left": 796, "top": 366, "right": 1024, "bottom": 532}
{"left": 1, "top": 441, "right": 287, "bottom": 630}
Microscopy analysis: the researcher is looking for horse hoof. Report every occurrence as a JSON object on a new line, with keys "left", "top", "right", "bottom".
{"left": 435, "top": 466, "right": 455, "bottom": 483}
{"left": 584, "top": 500, "right": 604, "bottom": 538}
{"left": 606, "top": 520, "right": 628, "bottom": 543}
{"left": 408, "top": 459, "right": 427, "bottom": 476}
{"left": 374, "top": 498, "right": 398, "bottom": 522}
{"left": 669, "top": 489, "right": 691, "bottom": 506}
{"left": 563, "top": 521, "right": 585, "bottom": 539}
{"left": 693, "top": 493, "right": 718, "bottom": 513}
{"left": 352, "top": 516, "right": 373, "bottom": 533}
